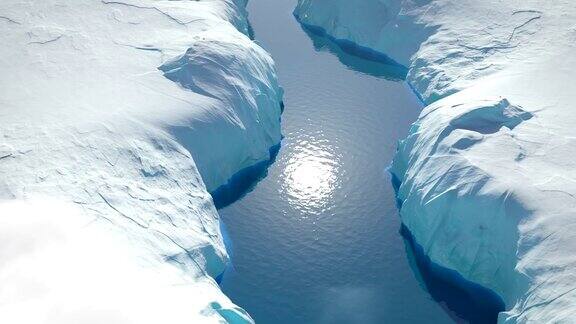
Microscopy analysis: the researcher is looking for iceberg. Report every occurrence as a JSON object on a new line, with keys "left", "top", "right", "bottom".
{"left": 296, "top": 0, "right": 576, "bottom": 321}
{"left": 0, "top": 0, "right": 281, "bottom": 322}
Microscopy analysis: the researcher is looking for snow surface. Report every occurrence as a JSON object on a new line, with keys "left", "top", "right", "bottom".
{"left": 0, "top": 0, "right": 282, "bottom": 322}
{"left": 296, "top": 0, "right": 576, "bottom": 322}
{"left": 0, "top": 200, "right": 253, "bottom": 324}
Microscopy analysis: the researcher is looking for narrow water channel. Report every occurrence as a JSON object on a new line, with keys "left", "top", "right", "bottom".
{"left": 217, "top": 1, "right": 490, "bottom": 323}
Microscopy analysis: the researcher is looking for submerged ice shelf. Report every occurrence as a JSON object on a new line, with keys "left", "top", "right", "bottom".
{"left": 296, "top": 0, "right": 576, "bottom": 321}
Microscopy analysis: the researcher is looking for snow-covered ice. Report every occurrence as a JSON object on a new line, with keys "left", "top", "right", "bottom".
{"left": 0, "top": 199, "right": 253, "bottom": 323}
{"left": 0, "top": 0, "right": 282, "bottom": 322}
{"left": 296, "top": 0, "right": 576, "bottom": 322}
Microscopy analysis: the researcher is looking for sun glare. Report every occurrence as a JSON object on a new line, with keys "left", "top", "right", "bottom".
{"left": 281, "top": 141, "right": 340, "bottom": 213}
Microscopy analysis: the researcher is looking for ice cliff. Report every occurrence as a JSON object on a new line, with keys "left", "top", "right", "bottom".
{"left": 296, "top": 0, "right": 576, "bottom": 322}
{"left": 0, "top": 0, "right": 282, "bottom": 322}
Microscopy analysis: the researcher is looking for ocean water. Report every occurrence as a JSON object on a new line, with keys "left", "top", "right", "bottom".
{"left": 216, "top": 0, "right": 501, "bottom": 323}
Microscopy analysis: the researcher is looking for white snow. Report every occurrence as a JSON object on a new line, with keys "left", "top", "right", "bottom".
{"left": 0, "top": 199, "right": 252, "bottom": 324}
{"left": 296, "top": 0, "right": 576, "bottom": 322}
{"left": 0, "top": 0, "right": 282, "bottom": 322}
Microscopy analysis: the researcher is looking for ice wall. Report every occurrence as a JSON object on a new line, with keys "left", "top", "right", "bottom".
{"left": 296, "top": 0, "right": 576, "bottom": 322}
{"left": 294, "top": 0, "right": 432, "bottom": 69}
{"left": 0, "top": 0, "right": 282, "bottom": 322}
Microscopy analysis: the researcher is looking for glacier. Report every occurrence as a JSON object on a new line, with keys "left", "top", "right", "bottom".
{"left": 296, "top": 0, "right": 576, "bottom": 322}
{"left": 0, "top": 0, "right": 282, "bottom": 322}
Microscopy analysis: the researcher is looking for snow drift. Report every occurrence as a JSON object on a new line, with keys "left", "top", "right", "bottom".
{"left": 0, "top": 0, "right": 282, "bottom": 322}
{"left": 296, "top": 0, "right": 576, "bottom": 322}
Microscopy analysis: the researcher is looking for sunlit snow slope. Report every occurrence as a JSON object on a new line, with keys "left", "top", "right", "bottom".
{"left": 296, "top": 0, "right": 576, "bottom": 322}
{"left": 0, "top": 0, "right": 282, "bottom": 322}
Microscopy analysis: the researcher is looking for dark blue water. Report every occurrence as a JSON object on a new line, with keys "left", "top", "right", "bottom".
{"left": 217, "top": 0, "right": 501, "bottom": 323}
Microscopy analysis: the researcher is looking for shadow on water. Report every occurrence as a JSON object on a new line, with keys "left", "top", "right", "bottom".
{"left": 299, "top": 24, "right": 408, "bottom": 81}
{"left": 211, "top": 143, "right": 281, "bottom": 209}
{"left": 301, "top": 23, "right": 504, "bottom": 323}
{"left": 401, "top": 225, "right": 505, "bottom": 323}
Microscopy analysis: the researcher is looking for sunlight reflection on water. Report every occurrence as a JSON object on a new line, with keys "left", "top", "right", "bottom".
{"left": 282, "top": 141, "right": 340, "bottom": 214}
